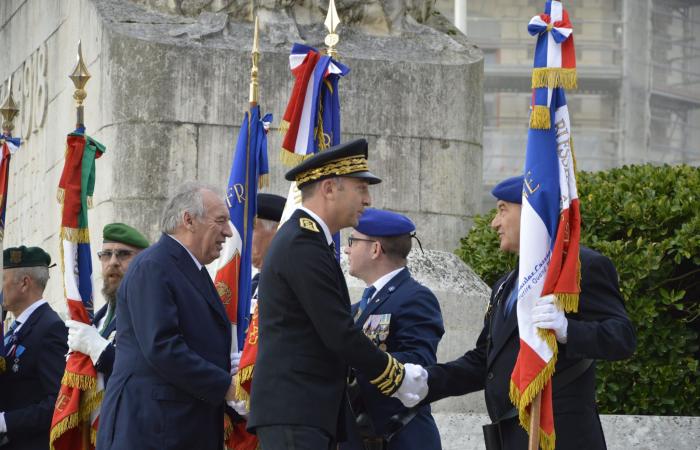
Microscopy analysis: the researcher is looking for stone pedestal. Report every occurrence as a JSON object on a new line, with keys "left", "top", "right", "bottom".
{"left": 1, "top": 0, "right": 483, "bottom": 313}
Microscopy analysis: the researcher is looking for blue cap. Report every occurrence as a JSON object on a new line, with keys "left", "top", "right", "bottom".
{"left": 491, "top": 175, "right": 524, "bottom": 204}
{"left": 356, "top": 208, "right": 416, "bottom": 237}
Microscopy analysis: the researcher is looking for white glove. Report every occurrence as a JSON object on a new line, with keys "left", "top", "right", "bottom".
{"left": 392, "top": 363, "right": 428, "bottom": 408}
{"left": 230, "top": 351, "right": 242, "bottom": 375}
{"left": 227, "top": 399, "right": 249, "bottom": 418}
{"left": 532, "top": 294, "right": 568, "bottom": 343}
{"left": 66, "top": 320, "right": 110, "bottom": 365}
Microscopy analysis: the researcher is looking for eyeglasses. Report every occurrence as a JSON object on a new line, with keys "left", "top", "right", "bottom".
{"left": 347, "top": 236, "right": 377, "bottom": 247}
{"left": 97, "top": 249, "right": 136, "bottom": 262}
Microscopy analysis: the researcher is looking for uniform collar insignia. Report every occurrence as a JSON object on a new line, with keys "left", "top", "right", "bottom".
{"left": 299, "top": 217, "right": 320, "bottom": 232}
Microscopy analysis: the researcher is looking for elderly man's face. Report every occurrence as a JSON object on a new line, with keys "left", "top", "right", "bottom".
{"left": 491, "top": 200, "right": 522, "bottom": 254}
{"left": 99, "top": 242, "right": 141, "bottom": 302}
{"left": 191, "top": 190, "right": 233, "bottom": 265}
{"left": 2, "top": 269, "right": 25, "bottom": 314}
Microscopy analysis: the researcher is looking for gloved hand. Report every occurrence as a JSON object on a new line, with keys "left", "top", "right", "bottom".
{"left": 532, "top": 294, "right": 568, "bottom": 343}
{"left": 66, "top": 320, "right": 110, "bottom": 365}
{"left": 392, "top": 363, "right": 428, "bottom": 408}
{"left": 227, "top": 399, "right": 249, "bottom": 418}
{"left": 230, "top": 351, "right": 242, "bottom": 375}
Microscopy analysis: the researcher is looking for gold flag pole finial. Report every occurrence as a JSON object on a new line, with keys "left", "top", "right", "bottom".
{"left": 69, "top": 40, "right": 91, "bottom": 126}
{"left": 324, "top": 0, "right": 340, "bottom": 59}
{"left": 249, "top": 16, "right": 260, "bottom": 106}
{"left": 1, "top": 76, "right": 19, "bottom": 136}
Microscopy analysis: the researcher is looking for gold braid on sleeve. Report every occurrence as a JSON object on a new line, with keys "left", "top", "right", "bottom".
{"left": 370, "top": 354, "right": 405, "bottom": 396}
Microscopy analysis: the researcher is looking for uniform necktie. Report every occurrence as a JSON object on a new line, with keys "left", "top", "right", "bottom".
{"left": 100, "top": 305, "right": 115, "bottom": 338}
{"left": 357, "top": 286, "right": 376, "bottom": 319}
{"left": 3, "top": 320, "right": 21, "bottom": 348}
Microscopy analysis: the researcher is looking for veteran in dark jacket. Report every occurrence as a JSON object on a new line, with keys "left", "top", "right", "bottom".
{"left": 341, "top": 208, "right": 444, "bottom": 450}
{"left": 248, "top": 139, "right": 429, "bottom": 450}
{"left": 420, "top": 176, "right": 636, "bottom": 450}
{"left": 0, "top": 246, "right": 67, "bottom": 450}
{"left": 96, "top": 182, "right": 238, "bottom": 450}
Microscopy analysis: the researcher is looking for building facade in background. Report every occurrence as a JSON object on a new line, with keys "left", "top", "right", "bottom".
{"left": 437, "top": 0, "right": 700, "bottom": 210}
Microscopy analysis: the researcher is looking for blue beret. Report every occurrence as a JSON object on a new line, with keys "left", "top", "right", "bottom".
{"left": 491, "top": 175, "right": 524, "bottom": 204}
{"left": 356, "top": 208, "right": 415, "bottom": 237}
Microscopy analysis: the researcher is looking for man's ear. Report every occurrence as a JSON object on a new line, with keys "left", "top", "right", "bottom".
{"left": 320, "top": 178, "right": 335, "bottom": 198}
{"left": 182, "top": 211, "right": 195, "bottom": 231}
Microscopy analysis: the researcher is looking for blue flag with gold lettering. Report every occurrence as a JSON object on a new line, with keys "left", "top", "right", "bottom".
{"left": 214, "top": 105, "right": 271, "bottom": 351}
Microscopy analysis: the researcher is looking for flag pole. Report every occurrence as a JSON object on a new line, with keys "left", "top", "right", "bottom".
{"left": 528, "top": 391, "right": 542, "bottom": 449}
{"left": 249, "top": 16, "right": 260, "bottom": 108}
{"left": 69, "top": 41, "right": 91, "bottom": 127}
{"left": 324, "top": 0, "right": 340, "bottom": 58}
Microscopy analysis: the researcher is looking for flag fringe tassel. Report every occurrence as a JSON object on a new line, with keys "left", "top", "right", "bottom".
{"left": 278, "top": 120, "right": 290, "bottom": 136}
{"left": 258, "top": 174, "right": 269, "bottom": 189}
{"left": 555, "top": 292, "right": 579, "bottom": 313}
{"left": 49, "top": 411, "right": 81, "bottom": 450}
{"left": 509, "top": 331, "right": 558, "bottom": 450}
{"left": 529, "top": 106, "right": 551, "bottom": 129}
{"left": 60, "top": 227, "right": 91, "bottom": 244}
{"left": 234, "top": 365, "right": 254, "bottom": 409}
{"left": 61, "top": 371, "right": 97, "bottom": 391}
{"left": 531, "top": 68, "right": 577, "bottom": 90}
{"left": 57, "top": 188, "right": 65, "bottom": 204}
{"left": 280, "top": 149, "right": 313, "bottom": 167}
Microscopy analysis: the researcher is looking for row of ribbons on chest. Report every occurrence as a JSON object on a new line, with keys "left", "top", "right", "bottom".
{"left": 3, "top": 320, "right": 25, "bottom": 372}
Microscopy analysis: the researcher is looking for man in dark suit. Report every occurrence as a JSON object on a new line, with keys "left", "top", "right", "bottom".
{"left": 96, "top": 182, "right": 238, "bottom": 450}
{"left": 66, "top": 222, "right": 149, "bottom": 386}
{"left": 248, "top": 139, "right": 429, "bottom": 450}
{"left": 0, "top": 246, "right": 67, "bottom": 450}
{"left": 407, "top": 175, "right": 636, "bottom": 449}
{"left": 341, "top": 208, "right": 444, "bottom": 450}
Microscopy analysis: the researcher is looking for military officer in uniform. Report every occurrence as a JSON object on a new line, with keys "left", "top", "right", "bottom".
{"left": 412, "top": 175, "right": 636, "bottom": 449}
{"left": 342, "top": 208, "right": 444, "bottom": 450}
{"left": 248, "top": 139, "right": 428, "bottom": 450}
{"left": 0, "top": 246, "right": 68, "bottom": 450}
{"left": 65, "top": 223, "right": 149, "bottom": 386}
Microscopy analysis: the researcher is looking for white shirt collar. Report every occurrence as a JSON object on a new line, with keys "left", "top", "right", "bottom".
{"left": 368, "top": 267, "right": 405, "bottom": 300}
{"left": 167, "top": 234, "right": 203, "bottom": 270}
{"left": 13, "top": 299, "right": 48, "bottom": 332}
{"left": 298, "top": 206, "right": 333, "bottom": 246}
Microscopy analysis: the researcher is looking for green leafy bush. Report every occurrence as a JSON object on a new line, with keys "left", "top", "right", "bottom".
{"left": 457, "top": 164, "right": 700, "bottom": 415}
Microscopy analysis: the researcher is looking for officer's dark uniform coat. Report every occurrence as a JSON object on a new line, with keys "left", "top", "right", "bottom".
{"left": 248, "top": 209, "right": 394, "bottom": 440}
{"left": 341, "top": 267, "right": 444, "bottom": 450}
{"left": 0, "top": 303, "right": 67, "bottom": 450}
{"left": 96, "top": 235, "right": 232, "bottom": 450}
{"left": 425, "top": 246, "right": 636, "bottom": 450}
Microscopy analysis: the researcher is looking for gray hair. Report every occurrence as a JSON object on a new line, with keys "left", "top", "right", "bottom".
{"left": 12, "top": 266, "right": 50, "bottom": 290}
{"left": 160, "top": 181, "right": 221, "bottom": 233}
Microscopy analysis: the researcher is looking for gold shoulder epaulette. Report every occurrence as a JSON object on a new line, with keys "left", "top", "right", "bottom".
{"left": 370, "top": 354, "right": 405, "bottom": 396}
{"left": 299, "top": 217, "right": 320, "bottom": 233}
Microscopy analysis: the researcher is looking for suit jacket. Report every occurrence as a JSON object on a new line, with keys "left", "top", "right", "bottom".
{"left": 93, "top": 304, "right": 116, "bottom": 385}
{"left": 425, "top": 246, "right": 636, "bottom": 450}
{"left": 248, "top": 209, "right": 392, "bottom": 439}
{"left": 96, "top": 235, "right": 232, "bottom": 450}
{"left": 0, "top": 302, "right": 67, "bottom": 450}
{"left": 340, "top": 268, "right": 444, "bottom": 450}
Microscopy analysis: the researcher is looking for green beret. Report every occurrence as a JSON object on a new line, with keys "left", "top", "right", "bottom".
{"left": 4, "top": 246, "right": 52, "bottom": 269}
{"left": 103, "top": 223, "right": 149, "bottom": 249}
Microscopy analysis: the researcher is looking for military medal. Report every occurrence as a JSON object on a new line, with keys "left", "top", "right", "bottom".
{"left": 378, "top": 343, "right": 387, "bottom": 351}
{"left": 11, "top": 345, "right": 25, "bottom": 373}
{"left": 377, "top": 314, "right": 391, "bottom": 342}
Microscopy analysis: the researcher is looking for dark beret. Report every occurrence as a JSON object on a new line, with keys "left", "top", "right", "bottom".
{"left": 4, "top": 246, "right": 52, "bottom": 269}
{"left": 491, "top": 175, "right": 524, "bottom": 204}
{"left": 356, "top": 208, "right": 416, "bottom": 237}
{"left": 103, "top": 223, "right": 149, "bottom": 249}
{"left": 257, "top": 193, "right": 286, "bottom": 222}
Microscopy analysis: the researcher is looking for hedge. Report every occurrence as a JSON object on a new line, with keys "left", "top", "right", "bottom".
{"left": 456, "top": 164, "right": 700, "bottom": 415}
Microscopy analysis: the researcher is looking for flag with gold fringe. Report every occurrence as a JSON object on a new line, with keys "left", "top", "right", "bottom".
{"left": 50, "top": 126, "right": 105, "bottom": 450}
{"left": 279, "top": 43, "right": 349, "bottom": 167}
{"left": 527, "top": 0, "right": 576, "bottom": 129}
{"left": 0, "top": 132, "right": 20, "bottom": 241}
{"left": 509, "top": 3, "right": 581, "bottom": 449}
{"left": 216, "top": 105, "right": 271, "bottom": 450}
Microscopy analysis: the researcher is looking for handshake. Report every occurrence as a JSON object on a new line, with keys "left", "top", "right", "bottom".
{"left": 392, "top": 363, "right": 429, "bottom": 408}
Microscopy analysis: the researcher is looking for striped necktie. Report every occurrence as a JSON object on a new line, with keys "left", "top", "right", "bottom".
{"left": 355, "top": 286, "right": 377, "bottom": 322}
{"left": 3, "top": 320, "right": 21, "bottom": 348}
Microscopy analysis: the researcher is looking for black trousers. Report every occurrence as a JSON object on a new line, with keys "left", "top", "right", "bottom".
{"left": 257, "top": 425, "right": 336, "bottom": 450}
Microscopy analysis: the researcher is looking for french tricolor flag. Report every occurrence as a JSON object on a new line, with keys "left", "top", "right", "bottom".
{"left": 510, "top": 86, "right": 581, "bottom": 450}
{"left": 528, "top": 0, "right": 576, "bottom": 90}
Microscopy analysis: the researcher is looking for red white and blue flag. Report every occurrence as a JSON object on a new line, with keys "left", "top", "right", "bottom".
{"left": 528, "top": 0, "right": 576, "bottom": 90}
{"left": 51, "top": 126, "right": 105, "bottom": 450}
{"left": 510, "top": 2, "right": 581, "bottom": 449}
